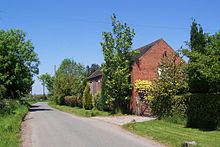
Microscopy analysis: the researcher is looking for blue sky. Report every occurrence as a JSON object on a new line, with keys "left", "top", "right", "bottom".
{"left": 1, "top": 0, "right": 220, "bottom": 94}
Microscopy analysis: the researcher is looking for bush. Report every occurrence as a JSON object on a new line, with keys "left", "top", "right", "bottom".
{"left": 83, "top": 84, "right": 93, "bottom": 110}
{"left": 152, "top": 94, "right": 188, "bottom": 122}
{"left": 54, "top": 94, "right": 65, "bottom": 105}
{"left": 64, "top": 96, "right": 77, "bottom": 107}
{"left": 0, "top": 100, "right": 19, "bottom": 116}
{"left": 186, "top": 93, "right": 220, "bottom": 130}
{"left": 151, "top": 93, "right": 173, "bottom": 118}
{"left": 0, "top": 85, "right": 6, "bottom": 99}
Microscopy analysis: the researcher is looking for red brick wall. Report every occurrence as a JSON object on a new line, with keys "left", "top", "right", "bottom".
{"left": 89, "top": 76, "right": 102, "bottom": 96}
{"left": 130, "top": 39, "right": 177, "bottom": 115}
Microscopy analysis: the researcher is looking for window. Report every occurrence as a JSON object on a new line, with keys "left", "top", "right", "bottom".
{"left": 163, "top": 51, "right": 167, "bottom": 57}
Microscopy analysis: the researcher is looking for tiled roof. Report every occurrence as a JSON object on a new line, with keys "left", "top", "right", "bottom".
{"left": 88, "top": 68, "right": 102, "bottom": 80}
{"left": 88, "top": 38, "right": 163, "bottom": 79}
{"left": 133, "top": 38, "right": 162, "bottom": 59}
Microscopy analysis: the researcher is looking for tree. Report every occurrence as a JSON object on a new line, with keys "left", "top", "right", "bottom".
{"left": 101, "top": 14, "right": 136, "bottom": 113}
{"left": 183, "top": 20, "right": 220, "bottom": 93}
{"left": 86, "top": 64, "right": 100, "bottom": 76}
{"left": 38, "top": 73, "right": 54, "bottom": 95}
{"left": 0, "top": 29, "right": 39, "bottom": 99}
{"left": 151, "top": 54, "right": 188, "bottom": 118}
{"left": 190, "top": 19, "right": 207, "bottom": 53}
{"left": 53, "top": 59, "right": 86, "bottom": 105}
{"left": 82, "top": 83, "right": 93, "bottom": 110}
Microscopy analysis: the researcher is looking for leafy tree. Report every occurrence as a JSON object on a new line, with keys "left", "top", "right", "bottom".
{"left": 190, "top": 19, "right": 207, "bottom": 53}
{"left": 151, "top": 54, "right": 188, "bottom": 118}
{"left": 83, "top": 83, "right": 93, "bottom": 110}
{"left": 86, "top": 64, "right": 100, "bottom": 76}
{"left": 38, "top": 73, "right": 54, "bottom": 95}
{"left": 183, "top": 20, "right": 220, "bottom": 93}
{"left": 53, "top": 59, "right": 86, "bottom": 105}
{"left": 0, "top": 29, "right": 39, "bottom": 99}
{"left": 101, "top": 14, "right": 136, "bottom": 113}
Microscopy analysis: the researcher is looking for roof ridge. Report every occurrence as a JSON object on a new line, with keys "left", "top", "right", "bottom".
{"left": 133, "top": 38, "right": 163, "bottom": 59}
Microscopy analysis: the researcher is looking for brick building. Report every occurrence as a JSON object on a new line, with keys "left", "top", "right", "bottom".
{"left": 88, "top": 39, "right": 177, "bottom": 115}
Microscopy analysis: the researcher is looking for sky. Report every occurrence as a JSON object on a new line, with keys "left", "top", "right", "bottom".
{"left": 1, "top": 0, "right": 220, "bottom": 94}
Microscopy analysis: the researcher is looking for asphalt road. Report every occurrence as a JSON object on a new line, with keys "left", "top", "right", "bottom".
{"left": 21, "top": 102, "right": 165, "bottom": 147}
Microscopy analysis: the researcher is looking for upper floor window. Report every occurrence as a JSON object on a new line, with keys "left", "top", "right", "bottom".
{"left": 163, "top": 51, "right": 167, "bottom": 58}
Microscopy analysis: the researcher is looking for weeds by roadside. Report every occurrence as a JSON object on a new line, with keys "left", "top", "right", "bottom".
{"left": 0, "top": 104, "right": 28, "bottom": 147}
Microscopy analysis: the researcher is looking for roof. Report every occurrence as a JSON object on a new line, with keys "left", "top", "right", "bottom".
{"left": 133, "top": 38, "right": 163, "bottom": 59}
{"left": 88, "top": 68, "right": 102, "bottom": 80}
{"left": 88, "top": 38, "right": 163, "bottom": 80}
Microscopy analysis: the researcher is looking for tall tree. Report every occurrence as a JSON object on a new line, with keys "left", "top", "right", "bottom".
{"left": 54, "top": 59, "right": 86, "bottom": 98}
{"left": 38, "top": 73, "right": 54, "bottom": 95}
{"left": 190, "top": 19, "right": 207, "bottom": 53}
{"left": 0, "top": 29, "right": 39, "bottom": 99}
{"left": 183, "top": 20, "right": 220, "bottom": 93}
{"left": 101, "top": 14, "right": 136, "bottom": 113}
{"left": 151, "top": 54, "right": 188, "bottom": 118}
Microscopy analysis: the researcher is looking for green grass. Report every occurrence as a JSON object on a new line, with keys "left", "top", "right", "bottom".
{"left": 0, "top": 104, "right": 28, "bottom": 147}
{"left": 123, "top": 120, "right": 220, "bottom": 147}
{"left": 48, "top": 102, "right": 110, "bottom": 117}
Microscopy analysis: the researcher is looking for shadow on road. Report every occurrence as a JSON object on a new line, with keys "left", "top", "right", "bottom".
{"left": 29, "top": 105, "right": 53, "bottom": 112}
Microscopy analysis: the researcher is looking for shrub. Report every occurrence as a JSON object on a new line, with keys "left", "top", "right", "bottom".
{"left": 186, "top": 93, "right": 220, "bottom": 130}
{"left": 55, "top": 94, "right": 65, "bottom": 105}
{"left": 0, "top": 85, "right": 6, "bottom": 99}
{"left": 92, "top": 93, "right": 100, "bottom": 109}
{"left": 0, "top": 99, "right": 19, "bottom": 116}
{"left": 83, "top": 84, "right": 93, "bottom": 110}
{"left": 134, "top": 80, "right": 154, "bottom": 101}
{"left": 64, "top": 96, "right": 77, "bottom": 107}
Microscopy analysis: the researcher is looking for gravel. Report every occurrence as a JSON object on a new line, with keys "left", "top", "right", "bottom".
{"left": 92, "top": 115, "right": 157, "bottom": 125}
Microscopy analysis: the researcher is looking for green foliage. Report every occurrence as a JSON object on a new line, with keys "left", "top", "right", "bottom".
{"left": 83, "top": 84, "right": 93, "bottom": 110}
{"left": 186, "top": 93, "right": 220, "bottom": 130}
{"left": 53, "top": 58, "right": 86, "bottom": 106}
{"left": 101, "top": 14, "right": 136, "bottom": 113}
{"left": 38, "top": 73, "right": 54, "bottom": 95}
{"left": 0, "top": 104, "right": 28, "bottom": 147}
{"left": 183, "top": 20, "right": 220, "bottom": 93}
{"left": 93, "top": 93, "right": 103, "bottom": 110}
{"left": 0, "top": 84, "right": 6, "bottom": 99}
{"left": 151, "top": 55, "right": 188, "bottom": 118}
{"left": 64, "top": 96, "right": 77, "bottom": 107}
{"left": 190, "top": 19, "right": 207, "bottom": 53}
{"left": 49, "top": 102, "right": 110, "bottom": 117}
{"left": 100, "top": 74, "right": 109, "bottom": 111}
{"left": 56, "top": 94, "right": 65, "bottom": 105}
{"left": 0, "top": 99, "right": 20, "bottom": 116}
{"left": 0, "top": 29, "right": 39, "bottom": 99}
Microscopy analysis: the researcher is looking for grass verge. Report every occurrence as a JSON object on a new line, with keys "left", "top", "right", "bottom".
{"left": 123, "top": 120, "right": 220, "bottom": 147}
{"left": 48, "top": 102, "right": 110, "bottom": 117}
{"left": 0, "top": 104, "right": 28, "bottom": 147}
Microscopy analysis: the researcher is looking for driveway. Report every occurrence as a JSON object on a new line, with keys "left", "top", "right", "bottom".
{"left": 21, "top": 102, "right": 165, "bottom": 147}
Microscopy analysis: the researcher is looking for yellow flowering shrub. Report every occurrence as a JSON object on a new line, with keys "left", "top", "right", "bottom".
{"left": 134, "top": 80, "right": 153, "bottom": 101}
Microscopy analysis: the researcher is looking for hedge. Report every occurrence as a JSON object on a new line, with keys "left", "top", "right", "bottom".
{"left": 186, "top": 93, "right": 220, "bottom": 130}
{"left": 151, "top": 93, "right": 220, "bottom": 130}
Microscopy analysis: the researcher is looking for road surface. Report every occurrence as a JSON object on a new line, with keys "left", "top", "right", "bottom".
{"left": 21, "top": 102, "right": 165, "bottom": 147}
